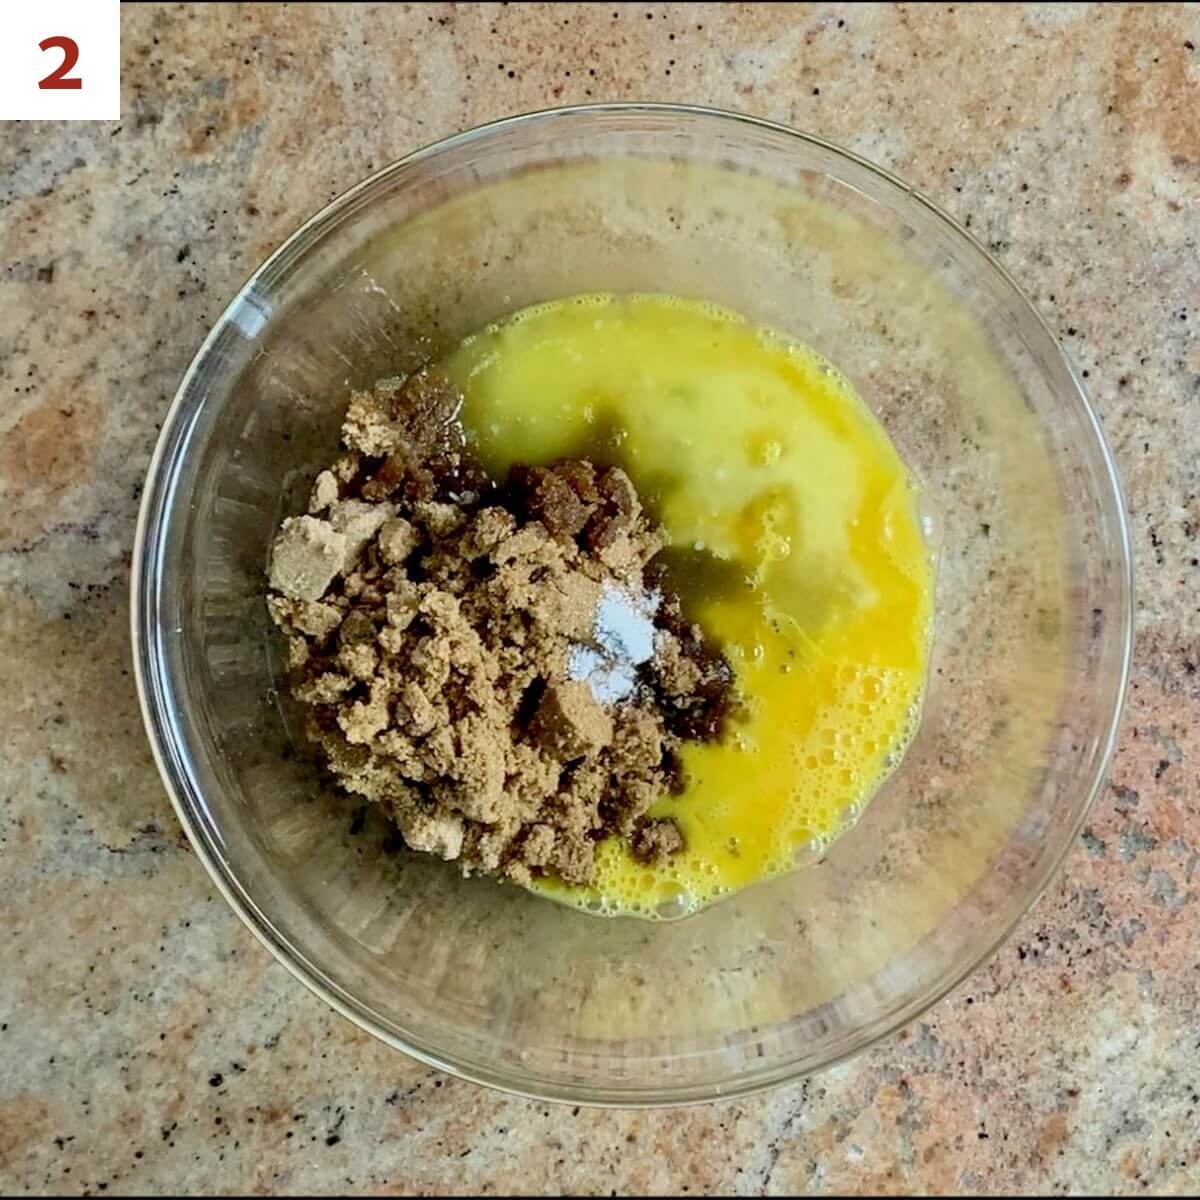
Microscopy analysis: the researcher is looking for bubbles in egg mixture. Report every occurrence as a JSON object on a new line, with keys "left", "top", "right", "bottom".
{"left": 440, "top": 293, "right": 935, "bottom": 921}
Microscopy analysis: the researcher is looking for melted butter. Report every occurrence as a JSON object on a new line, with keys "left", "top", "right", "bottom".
{"left": 440, "top": 293, "right": 934, "bottom": 919}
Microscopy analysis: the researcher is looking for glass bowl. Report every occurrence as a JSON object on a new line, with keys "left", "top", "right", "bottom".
{"left": 132, "top": 104, "right": 1131, "bottom": 1106}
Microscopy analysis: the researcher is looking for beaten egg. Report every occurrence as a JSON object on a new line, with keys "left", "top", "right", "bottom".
{"left": 441, "top": 293, "right": 933, "bottom": 918}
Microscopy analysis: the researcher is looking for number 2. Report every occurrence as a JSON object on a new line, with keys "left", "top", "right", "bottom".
{"left": 38, "top": 36, "right": 82, "bottom": 90}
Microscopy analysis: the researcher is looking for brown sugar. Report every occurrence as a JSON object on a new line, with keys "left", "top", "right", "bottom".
{"left": 530, "top": 681, "right": 615, "bottom": 761}
{"left": 266, "top": 371, "right": 736, "bottom": 890}
{"left": 630, "top": 817, "right": 686, "bottom": 865}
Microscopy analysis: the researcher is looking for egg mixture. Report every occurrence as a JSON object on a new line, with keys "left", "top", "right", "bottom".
{"left": 440, "top": 293, "right": 933, "bottom": 918}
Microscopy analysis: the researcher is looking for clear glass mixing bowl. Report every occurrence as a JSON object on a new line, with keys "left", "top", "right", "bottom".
{"left": 132, "top": 105, "right": 1131, "bottom": 1105}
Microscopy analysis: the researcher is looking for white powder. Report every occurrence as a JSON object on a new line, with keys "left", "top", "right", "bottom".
{"left": 567, "top": 644, "right": 637, "bottom": 704}
{"left": 568, "top": 582, "right": 660, "bottom": 704}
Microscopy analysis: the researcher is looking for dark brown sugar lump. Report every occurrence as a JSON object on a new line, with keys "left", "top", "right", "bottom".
{"left": 266, "top": 371, "right": 736, "bottom": 889}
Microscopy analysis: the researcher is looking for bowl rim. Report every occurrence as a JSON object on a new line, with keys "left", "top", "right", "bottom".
{"left": 131, "top": 101, "right": 1134, "bottom": 1108}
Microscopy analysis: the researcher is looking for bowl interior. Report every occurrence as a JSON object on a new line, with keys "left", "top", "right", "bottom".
{"left": 135, "top": 107, "right": 1129, "bottom": 1104}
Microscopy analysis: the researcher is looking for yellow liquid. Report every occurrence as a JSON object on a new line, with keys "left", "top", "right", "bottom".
{"left": 441, "top": 294, "right": 933, "bottom": 918}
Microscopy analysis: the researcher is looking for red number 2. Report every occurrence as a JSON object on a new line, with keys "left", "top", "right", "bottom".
{"left": 38, "top": 36, "right": 82, "bottom": 90}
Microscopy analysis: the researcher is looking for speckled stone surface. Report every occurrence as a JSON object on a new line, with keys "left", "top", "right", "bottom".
{"left": 1, "top": 2, "right": 1197, "bottom": 1193}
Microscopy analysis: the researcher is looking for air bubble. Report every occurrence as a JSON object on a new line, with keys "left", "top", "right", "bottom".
{"left": 655, "top": 889, "right": 695, "bottom": 920}
{"left": 791, "top": 835, "right": 825, "bottom": 868}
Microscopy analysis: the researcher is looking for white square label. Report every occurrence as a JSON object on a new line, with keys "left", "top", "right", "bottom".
{"left": 0, "top": 0, "right": 120, "bottom": 120}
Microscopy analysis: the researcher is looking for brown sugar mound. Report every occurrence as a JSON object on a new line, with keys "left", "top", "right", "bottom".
{"left": 267, "top": 371, "right": 735, "bottom": 889}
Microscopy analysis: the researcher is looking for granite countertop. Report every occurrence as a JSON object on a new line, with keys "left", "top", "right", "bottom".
{"left": 2, "top": 3, "right": 1197, "bottom": 1193}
